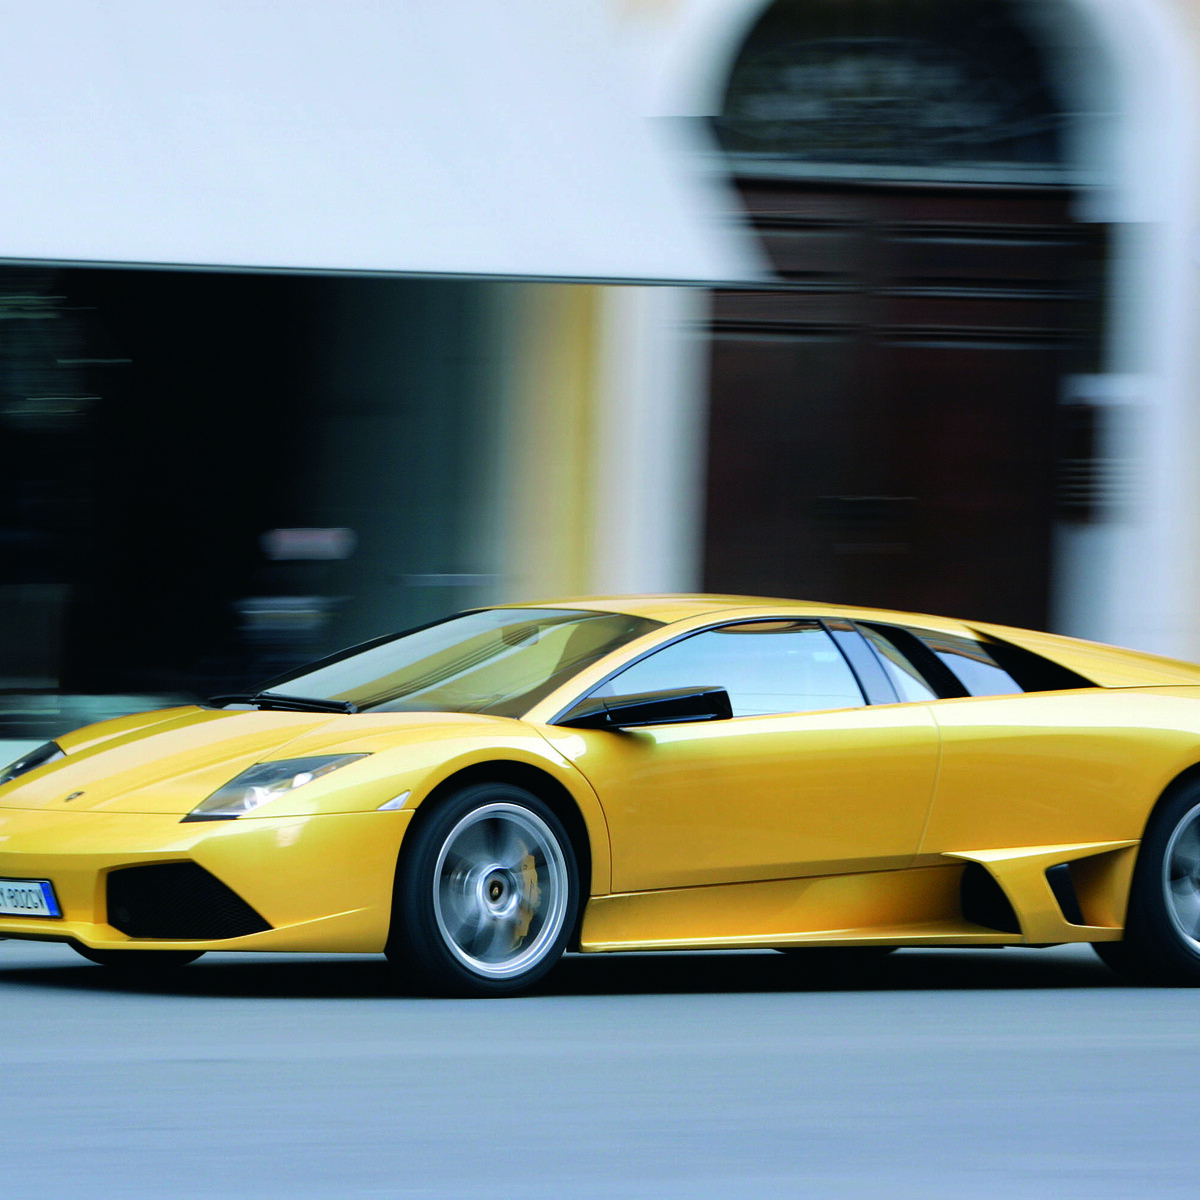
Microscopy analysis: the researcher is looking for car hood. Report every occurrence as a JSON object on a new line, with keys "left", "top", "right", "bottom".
{"left": 0, "top": 705, "right": 522, "bottom": 815}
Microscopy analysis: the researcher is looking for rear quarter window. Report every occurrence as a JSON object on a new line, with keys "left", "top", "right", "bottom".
{"left": 847, "top": 622, "right": 1096, "bottom": 702}
{"left": 918, "top": 632, "right": 1023, "bottom": 697}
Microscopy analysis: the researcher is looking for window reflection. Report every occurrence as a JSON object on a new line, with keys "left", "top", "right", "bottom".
{"left": 856, "top": 625, "right": 938, "bottom": 702}
{"left": 596, "top": 620, "right": 865, "bottom": 717}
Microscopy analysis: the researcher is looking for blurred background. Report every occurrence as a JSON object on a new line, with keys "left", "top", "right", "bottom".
{"left": 2, "top": 0, "right": 1199, "bottom": 748}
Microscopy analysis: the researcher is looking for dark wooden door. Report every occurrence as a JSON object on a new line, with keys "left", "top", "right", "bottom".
{"left": 704, "top": 183, "right": 1103, "bottom": 630}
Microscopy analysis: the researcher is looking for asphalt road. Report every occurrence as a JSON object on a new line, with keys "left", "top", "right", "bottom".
{"left": 0, "top": 942, "right": 1195, "bottom": 1198}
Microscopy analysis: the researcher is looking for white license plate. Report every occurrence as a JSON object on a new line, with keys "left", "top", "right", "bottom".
{"left": 0, "top": 878, "right": 60, "bottom": 918}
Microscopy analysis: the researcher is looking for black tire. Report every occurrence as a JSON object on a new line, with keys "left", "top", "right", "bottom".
{"left": 73, "top": 946, "right": 204, "bottom": 969}
{"left": 1095, "top": 779, "right": 1200, "bottom": 985}
{"left": 386, "top": 782, "right": 580, "bottom": 997}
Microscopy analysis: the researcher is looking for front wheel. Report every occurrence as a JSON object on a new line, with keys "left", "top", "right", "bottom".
{"left": 1095, "top": 781, "right": 1200, "bottom": 985}
{"left": 73, "top": 946, "right": 204, "bottom": 969}
{"left": 386, "top": 783, "right": 580, "bottom": 997}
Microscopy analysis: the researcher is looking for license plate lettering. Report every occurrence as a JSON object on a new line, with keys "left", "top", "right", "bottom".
{"left": 0, "top": 878, "right": 60, "bottom": 918}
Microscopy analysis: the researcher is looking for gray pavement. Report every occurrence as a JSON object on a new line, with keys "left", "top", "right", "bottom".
{"left": 0, "top": 940, "right": 1194, "bottom": 1198}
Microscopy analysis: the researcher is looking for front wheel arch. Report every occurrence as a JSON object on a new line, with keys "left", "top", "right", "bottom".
{"left": 397, "top": 761, "right": 593, "bottom": 948}
{"left": 386, "top": 779, "right": 581, "bottom": 995}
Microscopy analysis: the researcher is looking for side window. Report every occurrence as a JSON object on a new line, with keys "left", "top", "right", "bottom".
{"left": 594, "top": 620, "right": 865, "bottom": 718}
{"left": 917, "top": 631, "right": 1022, "bottom": 697}
{"left": 855, "top": 624, "right": 939, "bottom": 702}
{"left": 824, "top": 619, "right": 901, "bottom": 704}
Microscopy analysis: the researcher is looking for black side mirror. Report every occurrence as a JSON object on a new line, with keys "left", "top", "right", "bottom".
{"left": 557, "top": 686, "right": 733, "bottom": 730}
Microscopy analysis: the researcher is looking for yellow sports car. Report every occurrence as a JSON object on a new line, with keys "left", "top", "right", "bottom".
{"left": 4, "top": 594, "right": 1200, "bottom": 995}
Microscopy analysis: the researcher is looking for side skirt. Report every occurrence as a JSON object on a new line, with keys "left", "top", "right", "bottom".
{"left": 580, "top": 865, "right": 1015, "bottom": 953}
{"left": 578, "top": 842, "right": 1138, "bottom": 953}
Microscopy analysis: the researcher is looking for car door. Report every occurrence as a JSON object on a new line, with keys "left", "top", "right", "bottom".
{"left": 540, "top": 618, "right": 941, "bottom": 894}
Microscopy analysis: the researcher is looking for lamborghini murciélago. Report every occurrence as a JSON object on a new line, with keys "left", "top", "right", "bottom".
{"left": 3, "top": 594, "right": 1200, "bottom": 996}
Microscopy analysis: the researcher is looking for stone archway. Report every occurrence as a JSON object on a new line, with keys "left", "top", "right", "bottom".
{"left": 702, "top": 0, "right": 1109, "bottom": 629}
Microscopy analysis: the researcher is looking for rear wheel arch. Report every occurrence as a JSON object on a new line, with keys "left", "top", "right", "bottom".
{"left": 1123, "top": 758, "right": 1200, "bottom": 879}
{"left": 1154, "top": 760, "right": 1200, "bottom": 812}
{"left": 1093, "top": 758, "right": 1200, "bottom": 918}
{"left": 1111, "top": 758, "right": 1200, "bottom": 883}
{"left": 1097, "top": 764, "right": 1200, "bottom": 984}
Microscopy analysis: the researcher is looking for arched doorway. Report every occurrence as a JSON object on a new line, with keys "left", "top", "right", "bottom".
{"left": 702, "top": 0, "right": 1108, "bottom": 629}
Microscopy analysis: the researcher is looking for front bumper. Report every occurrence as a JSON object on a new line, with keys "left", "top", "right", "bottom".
{"left": 0, "top": 807, "right": 413, "bottom": 953}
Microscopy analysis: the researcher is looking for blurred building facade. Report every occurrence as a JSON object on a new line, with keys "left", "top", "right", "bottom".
{"left": 489, "top": 0, "right": 1200, "bottom": 659}
{"left": 613, "top": 0, "right": 1200, "bottom": 660}
{"left": 3, "top": 0, "right": 1200, "bottom": 734}
{"left": 0, "top": 1, "right": 760, "bottom": 733}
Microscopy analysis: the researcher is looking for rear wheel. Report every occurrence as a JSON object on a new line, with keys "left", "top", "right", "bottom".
{"left": 73, "top": 946, "right": 204, "bottom": 969}
{"left": 386, "top": 783, "right": 580, "bottom": 997}
{"left": 1095, "top": 781, "right": 1200, "bottom": 985}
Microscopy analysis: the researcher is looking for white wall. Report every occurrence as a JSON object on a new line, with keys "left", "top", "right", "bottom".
{"left": 592, "top": 286, "right": 712, "bottom": 593}
{"left": 595, "top": 1, "right": 773, "bottom": 596}
{"left": 0, "top": 0, "right": 759, "bottom": 284}
{"left": 1049, "top": 0, "right": 1200, "bottom": 656}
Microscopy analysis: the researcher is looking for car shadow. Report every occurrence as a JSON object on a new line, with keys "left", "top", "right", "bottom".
{"left": 547, "top": 945, "right": 1127, "bottom": 995}
{"left": 0, "top": 943, "right": 1129, "bottom": 1000}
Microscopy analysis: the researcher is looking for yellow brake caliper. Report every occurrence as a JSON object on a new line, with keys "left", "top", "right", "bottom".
{"left": 513, "top": 851, "right": 540, "bottom": 944}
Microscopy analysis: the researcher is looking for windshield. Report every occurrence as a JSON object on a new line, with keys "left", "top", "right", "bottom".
{"left": 254, "top": 608, "right": 662, "bottom": 718}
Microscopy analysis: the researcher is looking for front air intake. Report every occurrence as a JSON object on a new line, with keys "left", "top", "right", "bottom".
{"left": 106, "top": 862, "right": 272, "bottom": 940}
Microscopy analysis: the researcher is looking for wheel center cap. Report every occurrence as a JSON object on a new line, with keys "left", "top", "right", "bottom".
{"left": 480, "top": 869, "right": 517, "bottom": 916}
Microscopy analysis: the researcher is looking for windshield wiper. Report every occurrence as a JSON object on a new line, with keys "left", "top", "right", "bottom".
{"left": 208, "top": 692, "right": 358, "bottom": 714}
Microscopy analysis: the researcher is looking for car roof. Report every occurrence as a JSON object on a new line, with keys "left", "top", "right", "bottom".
{"left": 505, "top": 593, "right": 976, "bottom": 631}
{"left": 504, "top": 594, "right": 1200, "bottom": 688}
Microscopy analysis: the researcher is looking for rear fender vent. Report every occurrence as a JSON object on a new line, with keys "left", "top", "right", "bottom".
{"left": 960, "top": 863, "right": 1021, "bottom": 934}
{"left": 106, "top": 862, "right": 271, "bottom": 940}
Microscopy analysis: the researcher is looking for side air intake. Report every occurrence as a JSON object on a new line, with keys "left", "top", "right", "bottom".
{"left": 1045, "top": 863, "right": 1086, "bottom": 926}
{"left": 106, "top": 862, "right": 272, "bottom": 940}
{"left": 960, "top": 863, "right": 1021, "bottom": 934}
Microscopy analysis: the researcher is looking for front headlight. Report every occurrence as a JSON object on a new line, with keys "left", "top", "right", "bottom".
{"left": 0, "top": 741, "right": 65, "bottom": 787}
{"left": 182, "top": 754, "right": 369, "bottom": 821}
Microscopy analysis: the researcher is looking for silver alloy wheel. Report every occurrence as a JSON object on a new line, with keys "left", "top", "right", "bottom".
{"left": 1163, "top": 800, "right": 1200, "bottom": 952}
{"left": 431, "top": 801, "right": 570, "bottom": 980}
